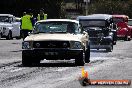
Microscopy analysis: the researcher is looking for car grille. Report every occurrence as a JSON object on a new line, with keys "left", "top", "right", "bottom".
{"left": 88, "top": 30, "right": 104, "bottom": 44}
{"left": 88, "top": 30, "right": 104, "bottom": 37}
{"left": 33, "top": 41, "right": 70, "bottom": 48}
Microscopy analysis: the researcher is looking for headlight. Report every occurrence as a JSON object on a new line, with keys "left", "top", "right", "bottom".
{"left": 22, "top": 41, "right": 32, "bottom": 49}
{"left": 71, "top": 41, "right": 82, "bottom": 49}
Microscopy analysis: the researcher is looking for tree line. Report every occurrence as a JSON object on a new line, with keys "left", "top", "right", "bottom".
{"left": 0, "top": 0, "right": 63, "bottom": 18}
{"left": 0, "top": 0, "right": 132, "bottom": 18}
{"left": 81, "top": 0, "right": 132, "bottom": 18}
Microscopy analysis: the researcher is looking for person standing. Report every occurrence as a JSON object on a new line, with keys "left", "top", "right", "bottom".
{"left": 21, "top": 11, "right": 33, "bottom": 40}
{"left": 37, "top": 9, "right": 47, "bottom": 21}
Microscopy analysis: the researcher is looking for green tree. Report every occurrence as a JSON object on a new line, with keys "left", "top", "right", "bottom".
{"left": 88, "top": 0, "right": 130, "bottom": 17}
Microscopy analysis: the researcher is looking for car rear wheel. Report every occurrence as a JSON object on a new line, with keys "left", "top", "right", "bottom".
{"left": 22, "top": 54, "right": 32, "bottom": 66}
{"left": 124, "top": 36, "right": 130, "bottom": 41}
{"left": 0, "top": 33, "right": 1, "bottom": 39}
{"left": 128, "top": 37, "right": 131, "bottom": 41}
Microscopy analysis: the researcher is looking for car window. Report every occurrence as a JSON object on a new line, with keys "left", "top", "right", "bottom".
{"left": 34, "top": 21, "right": 79, "bottom": 33}
{"left": 128, "top": 20, "right": 132, "bottom": 26}
{"left": 113, "top": 18, "right": 124, "bottom": 24}
{"left": 0, "top": 16, "right": 10, "bottom": 22}
{"left": 79, "top": 20, "right": 106, "bottom": 27}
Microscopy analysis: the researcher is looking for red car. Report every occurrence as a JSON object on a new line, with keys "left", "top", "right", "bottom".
{"left": 128, "top": 19, "right": 132, "bottom": 37}
{"left": 112, "top": 15, "right": 131, "bottom": 41}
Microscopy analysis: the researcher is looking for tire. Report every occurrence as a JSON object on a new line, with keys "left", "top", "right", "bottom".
{"left": 113, "top": 41, "right": 116, "bottom": 45}
{"left": 0, "top": 33, "right": 1, "bottom": 39}
{"left": 22, "top": 54, "right": 32, "bottom": 67}
{"left": 124, "top": 36, "right": 128, "bottom": 41}
{"left": 85, "top": 46, "right": 90, "bottom": 63}
{"left": 106, "top": 43, "right": 113, "bottom": 52}
{"left": 6, "top": 31, "right": 12, "bottom": 40}
{"left": 128, "top": 38, "right": 131, "bottom": 41}
{"left": 75, "top": 52, "right": 85, "bottom": 66}
{"left": 22, "top": 53, "right": 40, "bottom": 66}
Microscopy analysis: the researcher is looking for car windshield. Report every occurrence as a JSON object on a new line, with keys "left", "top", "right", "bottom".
{"left": 34, "top": 21, "right": 79, "bottom": 33}
{"left": 128, "top": 20, "right": 132, "bottom": 26}
{"left": 113, "top": 18, "right": 124, "bottom": 24}
{"left": 0, "top": 16, "right": 10, "bottom": 22}
{"left": 79, "top": 20, "right": 106, "bottom": 27}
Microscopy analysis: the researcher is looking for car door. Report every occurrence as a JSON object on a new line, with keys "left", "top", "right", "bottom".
{"left": 11, "top": 17, "right": 20, "bottom": 37}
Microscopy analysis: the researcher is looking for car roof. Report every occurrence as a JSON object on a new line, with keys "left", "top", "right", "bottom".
{"left": 37, "top": 19, "right": 79, "bottom": 24}
{"left": 76, "top": 14, "right": 112, "bottom": 20}
{"left": 112, "top": 15, "right": 129, "bottom": 18}
{"left": 0, "top": 14, "right": 14, "bottom": 17}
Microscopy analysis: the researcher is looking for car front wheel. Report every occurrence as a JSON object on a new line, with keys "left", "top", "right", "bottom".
{"left": 6, "top": 31, "right": 12, "bottom": 40}
{"left": 22, "top": 55, "right": 32, "bottom": 66}
{"left": 75, "top": 53, "right": 85, "bottom": 66}
{"left": 85, "top": 45, "right": 90, "bottom": 63}
{"left": 106, "top": 43, "right": 113, "bottom": 52}
{"left": 22, "top": 54, "right": 40, "bottom": 67}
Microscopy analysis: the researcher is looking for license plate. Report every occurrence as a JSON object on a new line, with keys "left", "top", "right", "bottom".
{"left": 45, "top": 52, "right": 58, "bottom": 55}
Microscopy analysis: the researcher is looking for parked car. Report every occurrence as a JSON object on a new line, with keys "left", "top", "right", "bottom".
{"left": 0, "top": 14, "right": 21, "bottom": 40}
{"left": 22, "top": 19, "right": 90, "bottom": 66}
{"left": 77, "top": 14, "right": 116, "bottom": 52}
{"left": 112, "top": 15, "right": 131, "bottom": 41}
{"left": 128, "top": 19, "right": 132, "bottom": 38}
{"left": 128, "top": 19, "right": 132, "bottom": 26}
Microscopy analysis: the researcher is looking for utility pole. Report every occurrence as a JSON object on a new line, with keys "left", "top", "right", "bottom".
{"left": 84, "top": 0, "right": 90, "bottom": 15}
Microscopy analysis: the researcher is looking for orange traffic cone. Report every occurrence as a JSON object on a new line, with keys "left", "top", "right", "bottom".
{"left": 81, "top": 67, "right": 85, "bottom": 78}
{"left": 81, "top": 67, "right": 88, "bottom": 78}
{"left": 80, "top": 67, "right": 91, "bottom": 86}
{"left": 85, "top": 71, "right": 88, "bottom": 78}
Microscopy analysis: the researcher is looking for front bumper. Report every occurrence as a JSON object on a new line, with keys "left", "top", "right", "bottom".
{"left": 22, "top": 49, "right": 83, "bottom": 60}
{"left": 117, "top": 35, "right": 126, "bottom": 37}
{"left": 117, "top": 35, "right": 131, "bottom": 40}
{"left": 89, "top": 37, "right": 112, "bottom": 49}
{"left": 90, "top": 45, "right": 111, "bottom": 49}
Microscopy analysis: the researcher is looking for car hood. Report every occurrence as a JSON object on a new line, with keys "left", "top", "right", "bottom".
{"left": 25, "top": 33, "right": 83, "bottom": 41}
{"left": 0, "top": 22, "right": 12, "bottom": 27}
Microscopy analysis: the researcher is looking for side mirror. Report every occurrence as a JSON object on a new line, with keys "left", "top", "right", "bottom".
{"left": 83, "top": 31, "right": 87, "bottom": 35}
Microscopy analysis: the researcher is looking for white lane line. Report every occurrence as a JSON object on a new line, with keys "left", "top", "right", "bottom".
{"left": 10, "top": 68, "right": 25, "bottom": 72}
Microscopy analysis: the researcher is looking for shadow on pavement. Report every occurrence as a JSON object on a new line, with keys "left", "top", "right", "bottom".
{"left": 17, "top": 63, "right": 77, "bottom": 67}
{"left": 90, "top": 49, "right": 109, "bottom": 53}
{"left": 10, "top": 50, "right": 22, "bottom": 52}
